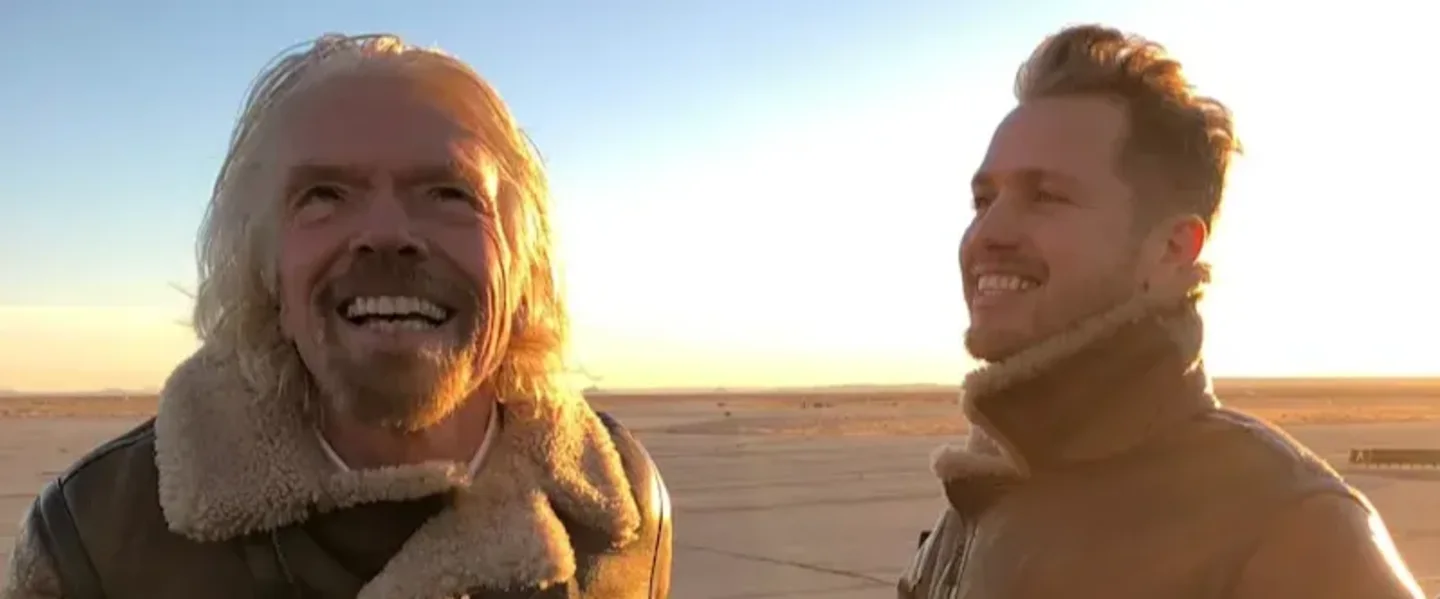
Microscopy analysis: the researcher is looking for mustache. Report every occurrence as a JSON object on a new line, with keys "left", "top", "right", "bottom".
{"left": 317, "top": 253, "right": 477, "bottom": 308}
{"left": 962, "top": 250, "right": 1046, "bottom": 275}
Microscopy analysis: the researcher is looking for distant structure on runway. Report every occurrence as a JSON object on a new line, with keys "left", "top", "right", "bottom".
{"left": 1349, "top": 447, "right": 1440, "bottom": 468}
{"left": 573, "top": 364, "right": 604, "bottom": 394}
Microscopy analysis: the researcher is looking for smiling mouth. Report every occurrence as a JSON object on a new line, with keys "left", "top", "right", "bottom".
{"left": 337, "top": 295, "right": 455, "bottom": 331}
{"left": 974, "top": 274, "right": 1041, "bottom": 296}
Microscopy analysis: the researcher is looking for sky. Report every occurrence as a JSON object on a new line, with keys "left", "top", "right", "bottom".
{"left": 1, "top": 1, "right": 1435, "bottom": 392}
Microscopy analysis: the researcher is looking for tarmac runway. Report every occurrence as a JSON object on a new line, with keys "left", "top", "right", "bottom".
{"left": 2, "top": 410, "right": 1437, "bottom": 598}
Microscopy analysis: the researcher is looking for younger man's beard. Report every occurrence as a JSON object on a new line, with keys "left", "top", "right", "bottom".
{"left": 965, "top": 258, "right": 1139, "bottom": 362}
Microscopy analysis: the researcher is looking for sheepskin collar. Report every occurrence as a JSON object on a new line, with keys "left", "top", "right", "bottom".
{"left": 932, "top": 263, "right": 1218, "bottom": 484}
{"left": 152, "top": 348, "right": 641, "bottom": 598}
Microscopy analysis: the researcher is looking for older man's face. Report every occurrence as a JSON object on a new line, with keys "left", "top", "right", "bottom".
{"left": 271, "top": 71, "right": 503, "bottom": 431}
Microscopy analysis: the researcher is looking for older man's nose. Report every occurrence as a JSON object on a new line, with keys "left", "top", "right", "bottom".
{"left": 349, "top": 194, "right": 428, "bottom": 258}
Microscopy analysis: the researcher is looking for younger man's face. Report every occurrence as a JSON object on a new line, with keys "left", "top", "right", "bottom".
{"left": 961, "top": 96, "right": 1148, "bottom": 360}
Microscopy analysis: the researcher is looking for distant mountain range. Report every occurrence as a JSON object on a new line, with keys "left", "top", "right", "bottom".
{"left": 0, "top": 388, "right": 159, "bottom": 398}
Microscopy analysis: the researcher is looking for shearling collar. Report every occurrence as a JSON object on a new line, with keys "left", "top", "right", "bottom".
{"left": 931, "top": 263, "right": 1218, "bottom": 484}
{"left": 152, "top": 348, "right": 640, "bottom": 598}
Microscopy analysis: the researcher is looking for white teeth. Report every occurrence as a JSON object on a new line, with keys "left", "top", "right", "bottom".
{"left": 360, "top": 318, "right": 437, "bottom": 332}
{"left": 344, "top": 295, "right": 448, "bottom": 320}
{"left": 976, "top": 274, "right": 1038, "bottom": 293}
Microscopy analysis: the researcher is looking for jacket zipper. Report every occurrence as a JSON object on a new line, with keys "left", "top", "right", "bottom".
{"left": 935, "top": 514, "right": 979, "bottom": 599}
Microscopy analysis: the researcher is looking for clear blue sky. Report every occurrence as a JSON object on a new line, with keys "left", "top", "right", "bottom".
{"left": 0, "top": 0, "right": 1013, "bottom": 307}
{"left": 2, "top": 1, "right": 1435, "bottom": 391}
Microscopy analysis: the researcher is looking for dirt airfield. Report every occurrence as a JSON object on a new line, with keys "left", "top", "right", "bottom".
{"left": 3, "top": 378, "right": 1439, "bottom": 598}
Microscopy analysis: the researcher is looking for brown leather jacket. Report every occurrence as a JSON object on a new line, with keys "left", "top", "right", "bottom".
{"left": 2, "top": 349, "right": 673, "bottom": 599}
{"left": 898, "top": 295, "right": 1423, "bottom": 599}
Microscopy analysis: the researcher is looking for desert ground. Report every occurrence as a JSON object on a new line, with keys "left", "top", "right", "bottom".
{"left": 2, "top": 378, "right": 1439, "bottom": 598}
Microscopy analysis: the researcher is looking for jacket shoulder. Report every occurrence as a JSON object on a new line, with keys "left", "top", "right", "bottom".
{"left": 1230, "top": 492, "right": 1425, "bottom": 599}
{"left": 1197, "top": 407, "right": 1350, "bottom": 490}
{"left": 1166, "top": 407, "right": 1367, "bottom": 539}
{"left": 3, "top": 419, "right": 161, "bottom": 599}
{"left": 591, "top": 412, "right": 673, "bottom": 599}
{"left": 49, "top": 419, "right": 163, "bottom": 525}
{"left": 57, "top": 419, "right": 159, "bottom": 485}
{"left": 595, "top": 412, "right": 668, "bottom": 514}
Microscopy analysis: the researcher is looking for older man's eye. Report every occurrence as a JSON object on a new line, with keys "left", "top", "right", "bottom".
{"left": 297, "top": 185, "right": 345, "bottom": 205}
{"left": 428, "top": 185, "right": 475, "bottom": 202}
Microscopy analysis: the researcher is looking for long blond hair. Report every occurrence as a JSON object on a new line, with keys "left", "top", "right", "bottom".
{"left": 191, "top": 33, "right": 568, "bottom": 403}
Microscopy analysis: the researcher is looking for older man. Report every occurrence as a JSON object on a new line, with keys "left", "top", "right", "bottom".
{"left": 897, "top": 24, "right": 1423, "bottom": 599}
{"left": 3, "top": 34, "right": 672, "bottom": 599}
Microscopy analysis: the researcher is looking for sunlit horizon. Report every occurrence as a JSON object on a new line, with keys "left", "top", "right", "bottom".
{"left": 2, "top": 1, "right": 1436, "bottom": 393}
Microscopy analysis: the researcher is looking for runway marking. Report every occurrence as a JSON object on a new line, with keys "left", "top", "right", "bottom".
{"left": 670, "top": 469, "right": 923, "bottom": 493}
{"left": 701, "top": 581, "right": 884, "bottom": 599}
{"left": 678, "top": 542, "right": 893, "bottom": 586}
{"left": 681, "top": 489, "right": 937, "bottom": 514}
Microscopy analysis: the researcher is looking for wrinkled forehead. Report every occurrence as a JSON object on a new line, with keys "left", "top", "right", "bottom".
{"left": 975, "top": 96, "right": 1129, "bottom": 189}
{"left": 261, "top": 66, "right": 502, "bottom": 191}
